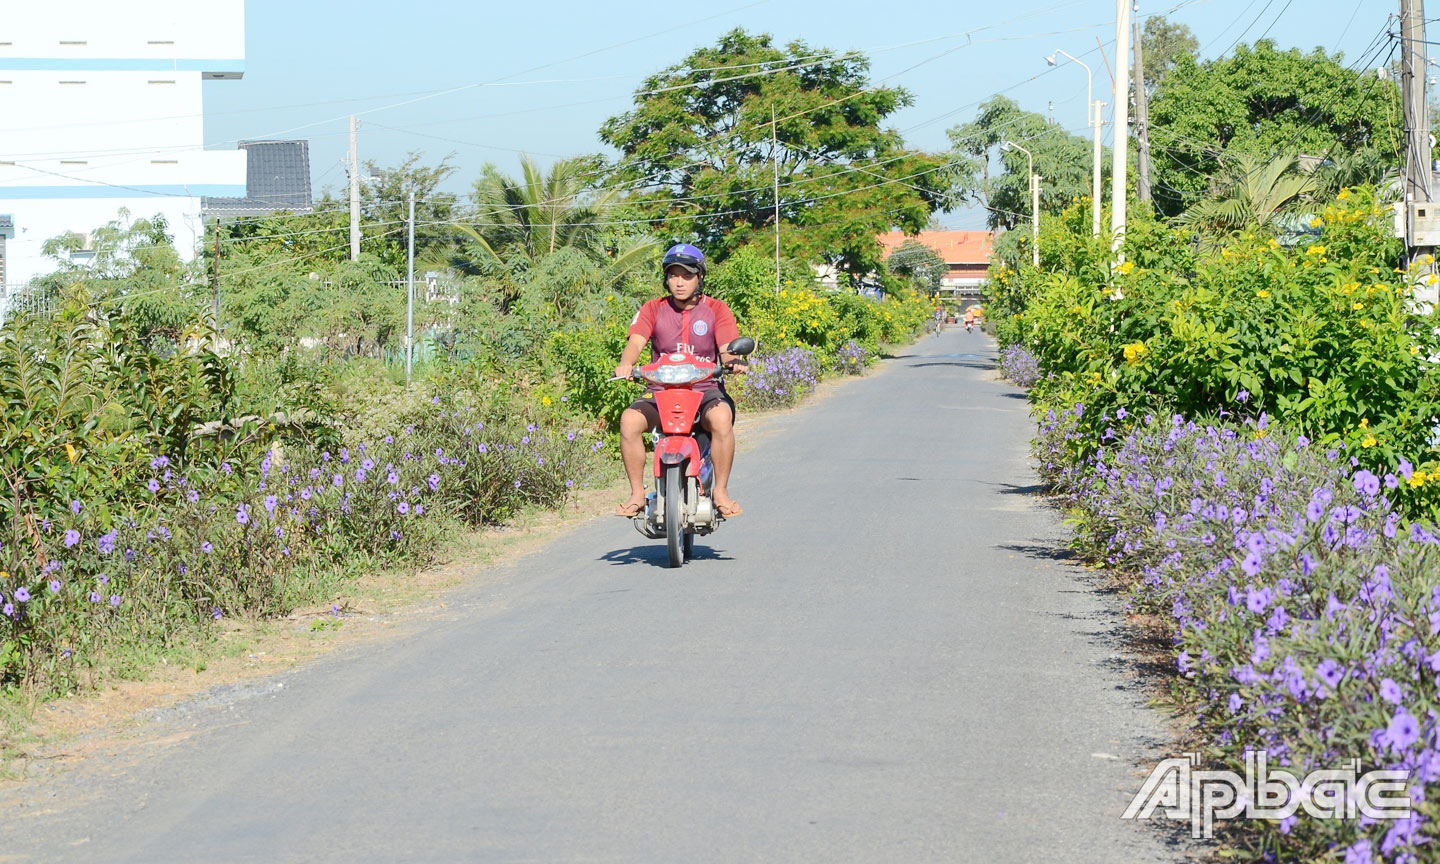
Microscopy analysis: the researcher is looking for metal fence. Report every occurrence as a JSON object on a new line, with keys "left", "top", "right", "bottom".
{"left": 0, "top": 283, "right": 57, "bottom": 328}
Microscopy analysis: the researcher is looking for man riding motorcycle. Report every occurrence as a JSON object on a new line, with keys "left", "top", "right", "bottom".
{"left": 613, "top": 244, "right": 747, "bottom": 519}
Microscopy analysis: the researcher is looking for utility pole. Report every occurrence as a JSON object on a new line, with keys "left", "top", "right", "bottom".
{"left": 1402, "top": 0, "right": 1434, "bottom": 273}
{"left": 211, "top": 219, "right": 221, "bottom": 342}
{"left": 349, "top": 115, "right": 360, "bottom": 262}
{"left": 772, "top": 105, "right": 781, "bottom": 292}
{"left": 406, "top": 189, "right": 415, "bottom": 388}
{"left": 1111, "top": 0, "right": 1132, "bottom": 253}
{"left": 1031, "top": 173, "right": 1042, "bottom": 268}
{"left": 1133, "top": 0, "right": 1153, "bottom": 208}
{"left": 1093, "top": 100, "right": 1106, "bottom": 235}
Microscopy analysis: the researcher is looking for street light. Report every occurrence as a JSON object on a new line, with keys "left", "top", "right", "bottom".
{"left": 1001, "top": 141, "right": 1040, "bottom": 269}
{"left": 1047, "top": 49, "right": 1104, "bottom": 238}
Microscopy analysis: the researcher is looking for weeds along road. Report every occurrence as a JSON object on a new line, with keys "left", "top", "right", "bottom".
{"left": 3, "top": 328, "right": 1188, "bottom": 863}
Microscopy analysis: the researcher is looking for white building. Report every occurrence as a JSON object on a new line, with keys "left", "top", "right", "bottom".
{"left": 0, "top": 1, "right": 248, "bottom": 288}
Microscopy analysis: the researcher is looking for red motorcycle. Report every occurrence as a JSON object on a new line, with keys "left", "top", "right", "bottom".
{"left": 624, "top": 336, "right": 754, "bottom": 567}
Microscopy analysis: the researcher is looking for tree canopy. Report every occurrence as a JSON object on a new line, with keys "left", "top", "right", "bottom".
{"left": 945, "top": 96, "right": 1106, "bottom": 231}
{"left": 1147, "top": 39, "right": 1401, "bottom": 216}
{"left": 598, "top": 27, "right": 948, "bottom": 280}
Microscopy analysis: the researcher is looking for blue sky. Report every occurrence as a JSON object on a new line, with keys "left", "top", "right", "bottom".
{"left": 203, "top": 0, "right": 1395, "bottom": 228}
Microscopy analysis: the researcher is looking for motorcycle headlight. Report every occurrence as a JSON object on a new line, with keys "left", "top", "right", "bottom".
{"left": 645, "top": 363, "right": 705, "bottom": 385}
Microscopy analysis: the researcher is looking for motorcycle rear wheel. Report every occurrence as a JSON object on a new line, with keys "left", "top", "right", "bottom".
{"left": 664, "top": 464, "right": 684, "bottom": 568}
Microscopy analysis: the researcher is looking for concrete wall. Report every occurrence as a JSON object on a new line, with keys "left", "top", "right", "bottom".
{"left": 0, "top": 1, "right": 246, "bottom": 286}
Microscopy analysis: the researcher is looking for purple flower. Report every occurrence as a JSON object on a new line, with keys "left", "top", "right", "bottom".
{"left": 1236, "top": 389, "right": 1250, "bottom": 403}
{"left": 88, "top": 591, "right": 101, "bottom": 603}
{"left": 97, "top": 530, "right": 116, "bottom": 555}
{"left": 212, "top": 607, "right": 223, "bottom": 620}
{"left": 63, "top": 529, "right": 80, "bottom": 548}
{"left": 264, "top": 495, "right": 278, "bottom": 514}
{"left": 236, "top": 503, "right": 250, "bottom": 525}
{"left": 1316, "top": 658, "right": 1343, "bottom": 688}
{"left": 387, "top": 471, "right": 399, "bottom": 485}
{"left": 397, "top": 501, "right": 410, "bottom": 515}
{"left": 1241, "top": 550, "right": 1264, "bottom": 577}
{"left": 1380, "top": 678, "right": 1403, "bottom": 704}
{"left": 70, "top": 500, "right": 82, "bottom": 515}
{"left": 201, "top": 541, "right": 213, "bottom": 554}
{"left": 48, "top": 579, "right": 60, "bottom": 594}
{"left": 147, "top": 478, "right": 161, "bottom": 493}
{"left": 1344, "top": 839, "right": 1374, "bottom": 864}
{"left": 2, "top": 604, "right": 11, "bottom": 616}
{"left": 1352, "top": 470, "right": 1381, "bottom": 497}
{"left": 333, "top": 474, "right": 344, "bottom": 487}
{"left": 427, "top": 473, "right": 440, "bottom": 491}
{"left": 1245, "top": 586, "right": 1271, "bottom": 613}
{"left": 14, "top": 587, "right": 30, "bottom": 603}
{"left": 1387, "top": 709, "right": 1421, "bottom": 751}
{"left": 414, "top": 504, "right": 424, "bottom": 515}
{"left": 109, "top": 594, "right": 122, "bottom": 607}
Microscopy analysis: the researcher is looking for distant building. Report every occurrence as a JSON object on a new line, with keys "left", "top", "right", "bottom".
{"left": 204, "top": 140, "right": 313, "bottom": 220}
{"left": 0, "top": 1, "right": 248, "bottom": 287}
{"left": 876, "top": 231, "right": 995, "bottom": 297}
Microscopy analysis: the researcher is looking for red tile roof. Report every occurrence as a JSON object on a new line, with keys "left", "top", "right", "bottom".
{"left": 877, "top": 230, "right": 995, "bottom": 265}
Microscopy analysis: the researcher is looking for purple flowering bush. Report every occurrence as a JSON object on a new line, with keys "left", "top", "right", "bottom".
{"left": 1038, "top": 404, "right": 1440, "bottom": 861}
{"left": 733, "top": 348, "right": 821, "bottom": 412}
{"left": 0, "top": 398, "right": 605, "bottom": 694}
{"left": 835, "top": 340, "right": 869, "bottom": 376}
{"left": 998, "top": 345, "right": 1041, "bottom": 389}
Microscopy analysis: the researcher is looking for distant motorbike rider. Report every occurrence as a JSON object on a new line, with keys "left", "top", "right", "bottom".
{"left": 613, "top": 244, "right": 747, "bottom": 519}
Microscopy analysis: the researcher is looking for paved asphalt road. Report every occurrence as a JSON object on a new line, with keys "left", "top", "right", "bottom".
{"left": 2, "top": 329, "right": 1191, "bottom": 863}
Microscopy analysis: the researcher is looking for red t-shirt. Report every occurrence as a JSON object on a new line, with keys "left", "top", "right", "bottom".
{"left": 628, "top": 295, "right": 740, "bottom": 391}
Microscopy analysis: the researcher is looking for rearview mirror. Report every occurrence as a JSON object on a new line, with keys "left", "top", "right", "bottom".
{"left": 727, "top": 336, "right": 755, "bottom": 356}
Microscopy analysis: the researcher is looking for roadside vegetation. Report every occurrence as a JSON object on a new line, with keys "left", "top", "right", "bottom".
{"left": 0, "top": 27, "right": 938, "bottom": 730}
{"left": 985, "top": 21, "right": 1440, "bottom": 863}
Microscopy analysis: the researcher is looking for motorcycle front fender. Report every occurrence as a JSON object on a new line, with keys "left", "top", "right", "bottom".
{"left": 653, "top": 435, "right": 702, "bottom": 478}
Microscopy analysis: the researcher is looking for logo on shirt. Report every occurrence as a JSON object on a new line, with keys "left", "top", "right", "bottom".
{"left": 692, "top": 320, "right": 708, "bottom": 336}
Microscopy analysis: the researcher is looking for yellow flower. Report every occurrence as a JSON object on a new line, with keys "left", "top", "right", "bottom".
{"left": 1338, "top": 187, "right": 1351, "bottom": 201}
{"left": 1310, "top": 217, "right": 1324, "bottom": 228}
{"left": 1341, "top": 281, "right": 1359, "bottom": 295}
{"left": 1412, "top": 345, "right": 1422, "bottom": 356}
{"left": 1256, "top": 290, "right": 1271, "bottom": 299}
{"left": 1362, "top": 435, "right": 1378, "bottom": 448}
{"left": 65, "top": 443, "right": 78, "bottom": 464}
{"left": 1267, "top": 238, "right": 1281, "bottom": 249}
{"left": 0, "top": 571, "right": 8, "bottom": 580}
{"left": 1122, "top": 341, "right": 1149, "bottom": 364}
{"left": 1253, "top": 427, "right": 1269, "bottom": 439}
{"left": 1306, "top": 245, "right": 1327, "bottom": 256}
{"left": 1118, "top": 260, "right": 1135, "bottom": 275}
{"left": 1411, "top": 470, "right": 1429, "bottom": 489}
{"left": 541, "top": 396, "right": 552, "bottom": 406}
{"left": 1360, "top": 418, "right": 1370, "bottom": 428}
{"left": 1353, "top": 302, "right": 1364, "bottom": 311}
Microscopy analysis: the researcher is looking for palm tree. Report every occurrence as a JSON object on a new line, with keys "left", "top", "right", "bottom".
{"left": 1178, "top": 153, "right": 1318, "bottom": 233}
{"left": 449, "top": 154, "right": 655, "bottom": 275}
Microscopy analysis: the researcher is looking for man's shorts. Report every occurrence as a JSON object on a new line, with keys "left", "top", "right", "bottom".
{"left": 627, "top": 388, "right": 736, "bottom": 431}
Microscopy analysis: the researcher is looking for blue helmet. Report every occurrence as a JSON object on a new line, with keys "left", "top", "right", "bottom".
{"left": 662, "top": 243, "right": 706, "bottom": 277}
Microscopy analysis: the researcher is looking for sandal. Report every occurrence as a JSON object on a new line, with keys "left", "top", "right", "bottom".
{"left": 716, "top": 501, "right": 743, "bottom": 518}
{"left": 614, "top": 499, "right": 646, "bottom": 518}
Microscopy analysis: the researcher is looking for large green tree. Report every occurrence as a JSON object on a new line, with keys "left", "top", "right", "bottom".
{"left": 598, "top": 28, "right": 948, "bottom": 280}
{"left": 1141, "top": 16, "right": 1198, "bottom": 90}
{"left": 946, "top": 96, "right": 1106, "bottom": 231}
{"left": 1147, "top": 39, "right": 1401, "bottom": 216}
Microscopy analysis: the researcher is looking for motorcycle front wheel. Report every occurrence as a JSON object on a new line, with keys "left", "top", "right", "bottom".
{"left": 664, "top": 464, "right": 685, "bottom": 568}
